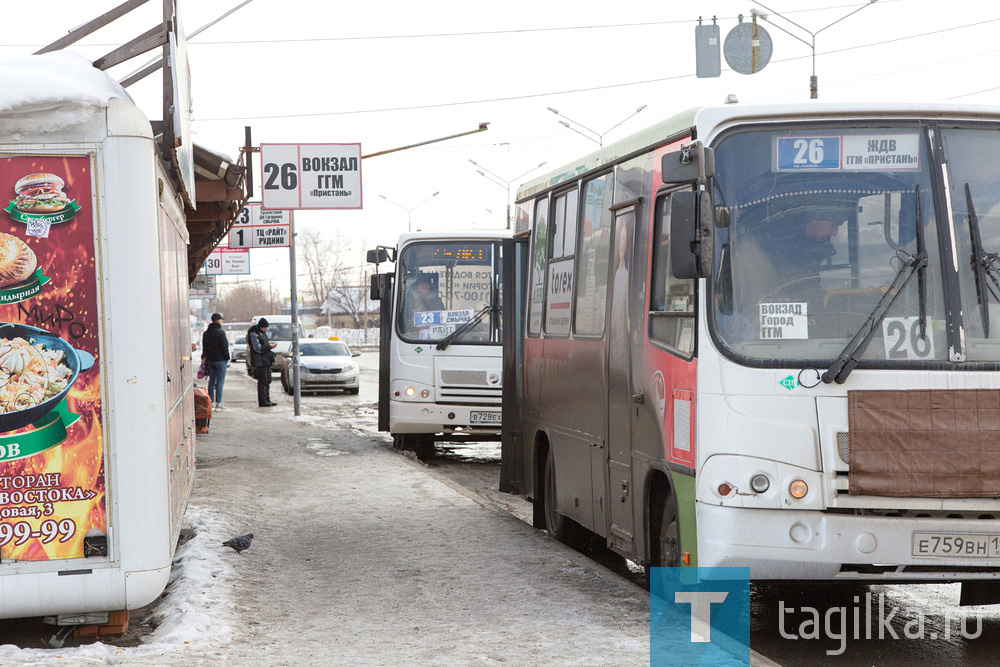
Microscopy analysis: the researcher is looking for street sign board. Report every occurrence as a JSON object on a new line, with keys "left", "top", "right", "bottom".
{"left": 229, "top": 203, "right": 291, "bottom": 248}
{"left": 190, "top": 273, "right": 216, "bottom": 297}
{"left": 260, "top": 143, "right": 363, "bottom": 210}
{"left": 204, "top": 247, "right": 250, "bottom": 275}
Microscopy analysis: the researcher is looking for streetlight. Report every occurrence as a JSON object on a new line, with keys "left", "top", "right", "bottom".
{"left": 467, "top": 160, "right": 547, "bottom": 229}
{"left": 379, "top": 191, "right": 440, "bottom": 232}
{"left": 751, "top": 0, "right": 879, "bottom": 99}
{"left": 547, "top": 104, "right": 648, "bottom": 147}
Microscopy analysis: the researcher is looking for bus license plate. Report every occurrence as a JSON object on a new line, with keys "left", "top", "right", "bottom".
{"left": 912, "top": 533, "right": 1000, "bottom": 558}
{"left": 470, "top": 411, "right": 501, "bottom": 425}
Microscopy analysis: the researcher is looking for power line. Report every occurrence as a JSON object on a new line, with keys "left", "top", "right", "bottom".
{"left": 1, "top": 1, "right": 904, "bottom": 48}
{"left": 196, "top": 15, "right": 1000, "bottom": 122}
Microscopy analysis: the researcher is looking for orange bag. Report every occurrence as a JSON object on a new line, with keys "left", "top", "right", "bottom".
{"left": 194, "top": 386, "right": 212, "bottom": 433}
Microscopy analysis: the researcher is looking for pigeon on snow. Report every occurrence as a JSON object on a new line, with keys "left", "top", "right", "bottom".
{"left": 222, "top": 533, "right": 254, "bottom": 553}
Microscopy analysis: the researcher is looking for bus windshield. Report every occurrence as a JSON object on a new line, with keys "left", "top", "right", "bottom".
{"left": 710, "top": 123, "right": 1000, "bottom": 366}
{"left": 710, "top": 125, "right": 947, "bottom": 364}
{"left": 397, "top": 240, "right": 502, "bottom": 344}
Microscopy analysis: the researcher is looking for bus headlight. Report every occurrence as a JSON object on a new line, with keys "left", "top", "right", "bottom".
{"left": 420, "top": 389, "right": 430, "bottom": 398}
{"left": 405, "top": 387, "right": 415, "bottom": 396}
{"left": 789, "top": 479, "right": 809, "bottom": 499}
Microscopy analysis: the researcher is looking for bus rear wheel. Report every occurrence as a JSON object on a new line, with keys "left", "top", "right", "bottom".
{"left": 392, "top": 434, "right": 435, "bottom": 461}
{"left": 542, "top": 449, "right": 588, "bottom": 549}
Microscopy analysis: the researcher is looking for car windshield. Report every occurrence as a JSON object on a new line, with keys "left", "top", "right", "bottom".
{"left": 396, "top": 241, "right": 503, "bottom": 344}
{"left": 235, "top": 336, "right": 246, "bottom": 345}
{"left": 264, "top": 323, "right": 296, "bottom": 341}
{"left": 710, "top": 125, "right": 946, "bottom": 364}
{"left": 300, "top": 342, "right": 349, "bottom": 356}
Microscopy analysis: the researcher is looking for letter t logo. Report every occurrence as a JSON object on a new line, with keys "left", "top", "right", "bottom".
{"left": 675, "top": 591, "right": 729, "bottom": 642}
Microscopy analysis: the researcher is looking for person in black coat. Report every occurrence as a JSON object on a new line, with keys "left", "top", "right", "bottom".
{"left": 202, "top": 313, "right": 231, "bottom": 409}
{"left": 248, "top": 318, "right": 277, "bottom": 407}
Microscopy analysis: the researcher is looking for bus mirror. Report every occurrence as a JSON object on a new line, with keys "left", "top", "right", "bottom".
{"left": 662, "top": 143, "right": 715, "bottom": 185}
{"left": 370, "top": 273, "right": 382, "bottom": 301}
{"left": 670, "top": 191, "right": 715, "bottom": 279}
{"left": 367, "top": 248, "right": 389, "bottom": 264}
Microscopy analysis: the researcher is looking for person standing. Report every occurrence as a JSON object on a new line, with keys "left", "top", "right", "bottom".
{"left": 248, "top": 318, "right": 277, "bottom": 407}
{"left": 202, "top": 313, "right": 230, "bottom": 410}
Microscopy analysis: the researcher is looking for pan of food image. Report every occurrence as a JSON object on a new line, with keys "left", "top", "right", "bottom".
{"left": 0, "top": 323, "right": 95, "bottom": 432}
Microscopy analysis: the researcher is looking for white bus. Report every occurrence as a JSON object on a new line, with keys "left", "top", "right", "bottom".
{"left": 502, "top": 101, "right": 1000, "bottom": 603}
{"left": 369, "top": 230, "right": 510, "bottom": 459}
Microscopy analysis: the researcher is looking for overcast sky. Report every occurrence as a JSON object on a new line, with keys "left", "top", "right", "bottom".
{"left": 3, "top": 0, "right": 999, "bottom": 296}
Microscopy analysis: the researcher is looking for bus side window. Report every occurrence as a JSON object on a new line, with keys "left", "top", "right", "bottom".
{"left": 543, "top": 188, "right": 578, "bottom": 337}
{"left": 574, "top": 174, "right": 614, "bottom": 336}
{"left": 527, "top": 197, "right": 548, "bottom": 336}
{"left": 650, "top": 193, "right": 696, "bottom": 357}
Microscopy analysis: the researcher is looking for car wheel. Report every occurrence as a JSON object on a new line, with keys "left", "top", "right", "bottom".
{"left": 346, "top": 387, "right": 360, "bottom": 395}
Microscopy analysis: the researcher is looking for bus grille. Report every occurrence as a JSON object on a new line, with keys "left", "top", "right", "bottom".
{"left": 437, "top": 386, "right": 502, "bottom": 406}
{"left": 837, "top": 432, "right": 850, "bottom": 464}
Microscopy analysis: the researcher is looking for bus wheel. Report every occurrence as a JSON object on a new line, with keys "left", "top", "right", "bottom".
{"left": 645, "top": 492, "right": 680, "bottom": 592}
{"left": 542, "top": 449, "right": 586, "bottom": 548}
{"left": 392, "top": 434, "right": 435, "bottom": 461}
{"left": 658, "top": 501, "right": 680, "bottom": 568}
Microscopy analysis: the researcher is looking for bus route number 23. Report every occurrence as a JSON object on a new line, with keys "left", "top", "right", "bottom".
{"left": 882, "top": 316, "right": 933, "bottom": 360}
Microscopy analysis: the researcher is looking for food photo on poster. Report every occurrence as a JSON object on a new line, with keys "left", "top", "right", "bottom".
{"left": 0, "top": 154, "right": 105, "bottom": 562}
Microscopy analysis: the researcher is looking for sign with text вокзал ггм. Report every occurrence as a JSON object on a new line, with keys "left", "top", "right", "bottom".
{"left": 259, "top": 143, "right": 362, "bottom": 210}
{"left": 229, "top": 203, "right": 290, "bottom": 248}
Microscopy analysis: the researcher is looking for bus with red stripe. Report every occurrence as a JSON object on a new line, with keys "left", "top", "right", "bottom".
{"left": 502, "top": 102, "right": 1000, "bottom": 601}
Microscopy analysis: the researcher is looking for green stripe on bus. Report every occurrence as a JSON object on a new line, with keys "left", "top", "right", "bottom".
{"left": 668, "top": 470, "right": 698, "bottom": 568}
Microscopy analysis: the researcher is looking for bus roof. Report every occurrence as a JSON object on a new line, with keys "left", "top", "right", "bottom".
{"left": 516, "top": 100, "right": 1000, "bottom": 202}
{"left": 397, "top": 229, "right": 512, "bottom": 245}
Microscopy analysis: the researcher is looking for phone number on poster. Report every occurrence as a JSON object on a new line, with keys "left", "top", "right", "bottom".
{"left": 0, "top": 519, "right": 76, "bottom": 546}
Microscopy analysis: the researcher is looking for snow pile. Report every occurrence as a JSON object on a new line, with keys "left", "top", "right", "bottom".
{"left": 0, "top": 51, "right": 130, "bottom": 136}
{"left": 133, "top": 505, "right": 239, "bottom": 650}
{"left": 0, "top": 505, "right": 238, "bottom": 664}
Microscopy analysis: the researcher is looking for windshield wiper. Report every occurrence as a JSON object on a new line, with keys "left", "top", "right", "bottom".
{"left": 823, "top": 199, "right": 929, "bottom": 384}
{"left": 965, "top": 182, "right": 1000, "bottom": 338}
{"left": 435, "top": 304, "right": 491, "bottom": 351}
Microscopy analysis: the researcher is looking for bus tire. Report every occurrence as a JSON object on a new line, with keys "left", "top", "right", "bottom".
{"left": 645, "top": 488, "right": 681, "bottom": 594}
{"left": 542, "top": 448, "right": 588, "bottom": 549}
{"left": 393, "top": 434, "right": 435, "bottom": 461}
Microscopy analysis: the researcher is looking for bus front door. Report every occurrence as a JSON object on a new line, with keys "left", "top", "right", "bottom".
{"left": 606, "top": 209, "right": 636, "bottom": 552}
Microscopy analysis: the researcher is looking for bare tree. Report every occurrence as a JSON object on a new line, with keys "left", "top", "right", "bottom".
{"left": 323, "top": 265, "right": 369, "bottom": 327}
{"left": 298, "top": 226, "right": 347, "bottom": 307}
{"left": 215, "top": 282, "right": 280, "bottom": 321}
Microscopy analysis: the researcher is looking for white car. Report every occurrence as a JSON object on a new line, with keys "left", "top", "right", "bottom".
{"left": 280, "top": 338, "right": 361, "bottom": 395}
{"left": 230, "top": 334, "right": 248, "bottom": 363}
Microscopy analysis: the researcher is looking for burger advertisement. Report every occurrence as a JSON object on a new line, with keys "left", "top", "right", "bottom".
{"left": 4, "top": 171, "right": 81, "bottom": 224}
{"left": 0, "top": 155, "right": 105, "bottom": 562}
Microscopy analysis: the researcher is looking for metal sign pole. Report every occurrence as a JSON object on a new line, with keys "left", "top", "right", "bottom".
{"left": 290, "top": 211, "right": 301, "bottom": 415}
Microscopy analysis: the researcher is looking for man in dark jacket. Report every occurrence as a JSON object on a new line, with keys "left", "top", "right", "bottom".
{"left": 248, "top": 318, "right": 277, "bottom": 407}
{"left": 202, "top": 313, "right": 230, "bottom": 410}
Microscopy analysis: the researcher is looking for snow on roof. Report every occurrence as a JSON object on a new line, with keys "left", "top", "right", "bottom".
{"left": 0, "top": 51, "right": 130, "bottom": 133}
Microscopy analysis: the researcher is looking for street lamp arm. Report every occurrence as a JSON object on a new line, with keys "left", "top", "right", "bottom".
{"left": 473, "top": 162, "right": 510, "bottom": 186}
{"left": 560, "top": 120, "right": 601, "bottom": 146}
{"left": 601, "top": 104, "right": 647, "bottom": 139}
{"left": 753, "top": 1, "right": 813, "bottom": 38}
{"left": 475, "top": 170, "right": 509, "bottom": 191}
{"left": 378, "top": 194, "right": 408, "bottom": 213}
{"left": 754, "top": 9, "right": 814, "bottom": 50}
{"left": 512, "top": 161, "right": 548, "bottom": 183}
{"left": 549, "top": 108, "right": 601, "bottom": 141}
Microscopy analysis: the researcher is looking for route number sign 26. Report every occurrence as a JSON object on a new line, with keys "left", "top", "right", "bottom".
{"left": 260, "top": 143, "right": 363, "bottom": 210}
